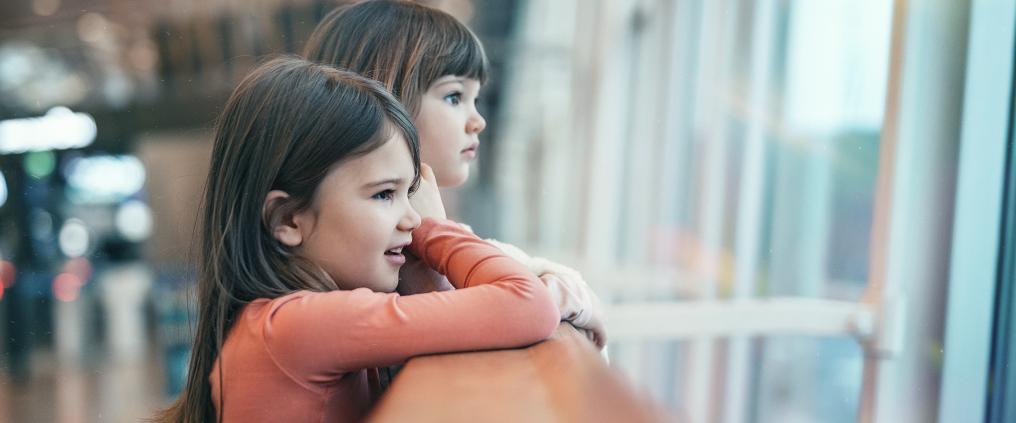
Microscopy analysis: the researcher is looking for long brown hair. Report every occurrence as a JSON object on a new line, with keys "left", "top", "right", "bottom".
{"left": 303, "top": 0, "right": 489, "bottom": 117}
{"left": 154, "top": 56, "right": 419, "bottom": 422}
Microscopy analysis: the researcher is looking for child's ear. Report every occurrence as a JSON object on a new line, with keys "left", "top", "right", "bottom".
{"left": 264, "top": 190, "right": 303, "bottom": 247}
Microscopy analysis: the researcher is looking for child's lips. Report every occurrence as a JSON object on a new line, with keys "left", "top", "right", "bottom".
{"left": 461, "top": 143, "right": 479, "bottom": 158}
{"left": 384, "top": 252, "right": 406, "bottom": 266}
{"left": 384, "top": 242, "right": 410, "bottom": 265}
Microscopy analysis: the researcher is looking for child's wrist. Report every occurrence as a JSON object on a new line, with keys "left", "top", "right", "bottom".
{"left": 408, "top": 217, "right": 442, "bottom": 257}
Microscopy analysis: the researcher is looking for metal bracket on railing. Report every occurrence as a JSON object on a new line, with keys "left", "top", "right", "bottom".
{"left": 857, "top": 295, "right": 907, "bottom": 359}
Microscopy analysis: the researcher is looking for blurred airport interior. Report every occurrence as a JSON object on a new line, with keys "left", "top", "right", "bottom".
{"left": 0, "top": 0, "right": 1014, "bottom": 422}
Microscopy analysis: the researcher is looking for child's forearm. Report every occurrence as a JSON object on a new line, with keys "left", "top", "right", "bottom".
{"left": 409, "top": 218, "right": 534, "bottom": 289}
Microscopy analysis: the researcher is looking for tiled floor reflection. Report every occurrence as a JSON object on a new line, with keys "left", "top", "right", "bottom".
{"left": 0, "top": 344, "right": 167, "bottom": 423}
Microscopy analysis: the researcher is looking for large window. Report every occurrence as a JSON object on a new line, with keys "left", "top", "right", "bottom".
{"left": 484, "top": 0, "right": 1007, "bottom": 422}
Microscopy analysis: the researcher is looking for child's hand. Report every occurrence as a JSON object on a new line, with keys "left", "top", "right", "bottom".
{"left": 398, "top": 254, "right": 454, "bottom": 295}
{"left": 410, "top": 164, "right": 447, "bottom": 220}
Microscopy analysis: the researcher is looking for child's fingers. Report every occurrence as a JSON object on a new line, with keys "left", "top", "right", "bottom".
{"left": 420, "top": 163, "right": 435, "bottom": 183}
{"left": 410, "top": 163, "right": 446, "bottom": 220}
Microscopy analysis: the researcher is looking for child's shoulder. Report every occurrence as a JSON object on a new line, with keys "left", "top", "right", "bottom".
{"left": 241, "top": 290, "right": 314, "bottom": 320}
{"left": 249, "top": 288, "right": 386, "bottom": 316}
{"left": 235, "top": 288, "right": 392, "bottom": 341}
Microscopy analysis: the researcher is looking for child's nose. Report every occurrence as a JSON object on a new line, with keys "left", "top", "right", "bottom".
{"left": 400, "top": 203, "right": 422, "bottom": 231}
{"left": 467, "top": 111, "right": 486, "bottom": 134}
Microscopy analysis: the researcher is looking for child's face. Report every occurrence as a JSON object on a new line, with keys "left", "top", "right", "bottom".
{"left": 415, "top": 75, "right": 486, "bottom": 187}
{"left": 291, "top": 135, "right": 421, "bottom": 292}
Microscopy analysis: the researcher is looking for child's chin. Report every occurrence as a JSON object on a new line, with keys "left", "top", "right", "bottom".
{"left": 377, "top": 277, "right": 400, "bottom": 293}
{"left": 354, "top": 274, "right": 398, "bottom": 293}
{"left": 439, "top": 166, "right": 470, "bottom": 188}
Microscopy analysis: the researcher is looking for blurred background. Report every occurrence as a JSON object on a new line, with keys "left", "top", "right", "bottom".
{"left": 0, "top": 0, "right": 1013, "bottom": 422}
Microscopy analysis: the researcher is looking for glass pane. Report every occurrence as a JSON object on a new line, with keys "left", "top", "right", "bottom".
{"left": 491, "top": 0, "right": 893, "bottom": 421}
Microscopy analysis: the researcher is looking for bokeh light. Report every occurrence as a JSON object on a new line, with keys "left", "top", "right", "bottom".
{"left": 58, "top": 218, "right": 90, "bottom": 258}
{"left": 0, "top": 260, "right": 15, "bottom": 289}
{"left": 0, "top": 169, "right": 7, "bottom": 208}
{"left": 77, "top": 13, "right": 110, "bottom": 45}
{"left": 29, "top": 209, "right": 54, "bottom": 240}
{"left": 23, "top": 150, "right": 56, "bottom": 179}
{"left": 62, "top": 257, "right": 93, "bottom": 282}
{"left": 65, "top": 155, "right": 146, "bottom": 204}
{"left": 32, "top": 0, "right": 61, "bottom": 16}
{"left": 52, "top": 272, "right": 84, "bottom": 302}
{"left": 0, "top": 107, "right": 97, "bottom": 154}
{"left": 115, "top": 200, "right": 153, "bottom": 242}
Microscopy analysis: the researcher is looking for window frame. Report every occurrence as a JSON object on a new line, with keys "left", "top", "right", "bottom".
{"left": 937, "top": 0, "right": 1015, "bottom": 421}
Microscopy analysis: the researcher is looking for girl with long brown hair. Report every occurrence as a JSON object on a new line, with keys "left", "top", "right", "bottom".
{"left": 154, "top": 56, "right": 559, "bottom": 422}
{"left": 304, "top": 0, "right": 607, "bottom": 347}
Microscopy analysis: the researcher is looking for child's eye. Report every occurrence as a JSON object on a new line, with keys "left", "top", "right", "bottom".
{"left": 443, "top": 92, "right": 462, "bottom": 106}
{"left": 372, "top": 189, "right": 395, "bottom": 201}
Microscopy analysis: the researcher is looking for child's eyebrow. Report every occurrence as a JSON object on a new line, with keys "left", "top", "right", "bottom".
{"left": 432, "top": 78, "right": 466, "bottom": 87}
{"left": 363, "top": 178, "right": 404, "bottom": 189}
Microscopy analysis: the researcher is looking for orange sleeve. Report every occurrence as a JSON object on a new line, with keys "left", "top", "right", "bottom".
{"left": 261, "top": 218, "right": 560, "bottom": 383}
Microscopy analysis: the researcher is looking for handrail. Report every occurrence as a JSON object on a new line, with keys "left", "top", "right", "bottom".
{"left": 604, "top": 297, "right": 879, "bottom": 341}
{"left": 368, "top": 323, "right": 674, "bottom": 422}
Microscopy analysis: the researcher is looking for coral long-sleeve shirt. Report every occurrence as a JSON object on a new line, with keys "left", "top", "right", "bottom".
{"left": 209, "top": 218, "right": 560, "bottom": 422}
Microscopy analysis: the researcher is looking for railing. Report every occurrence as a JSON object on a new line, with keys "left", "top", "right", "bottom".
{"left": 368, "top": 323, "right": 675, "bottom": 422}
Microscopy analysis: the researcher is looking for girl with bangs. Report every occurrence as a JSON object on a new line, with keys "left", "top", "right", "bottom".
{"left": 154, "top": 57, "right": 560, "bottom": 422}
{"left": 304, "top": 0, "right": 607, "bottom": 348}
